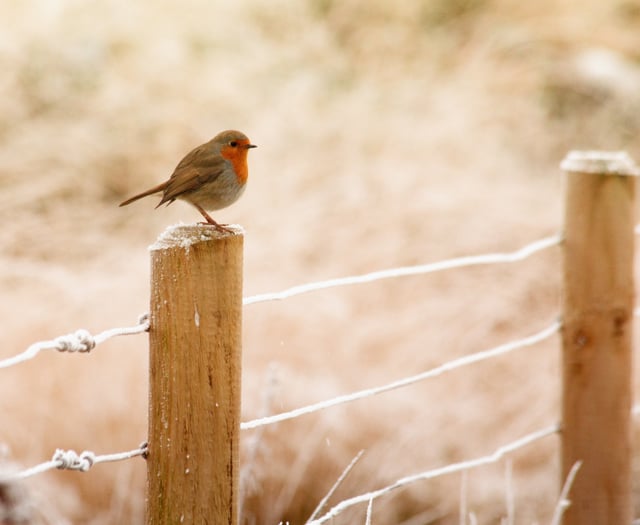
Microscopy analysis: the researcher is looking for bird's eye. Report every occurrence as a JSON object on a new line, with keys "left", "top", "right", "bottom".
{"left": 230, "top": 141, "right": 238, "bottom": 147}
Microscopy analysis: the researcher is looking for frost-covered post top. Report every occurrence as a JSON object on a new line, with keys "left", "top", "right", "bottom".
{"left": 149, "top": 223, "right": 244, "bottom": 252}
{"left": 560, "top": 150, "right": 639, "bottom": 176}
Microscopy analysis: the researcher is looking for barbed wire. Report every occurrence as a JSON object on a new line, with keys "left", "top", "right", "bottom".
{"left": 308, "top": 405, "right": 640, "bottom": 524}
{"left": 0, "top": 314, "right": 149, "bottom": 370}
{"left": 0, "top": 443, "right": 147, "bottom": 482}
{"left": 306, "top": 424, "right": 560, "bottom": 524}
{"left": 1, "top": 234, "right": 561, "bottom": 372}
{"left": 1, "top": 226, "right": 638, "bottom": 519}
{"left": 6, "top": 404, "right": 637, "bottom": 486}
{"left": 241, "top": 320, "right": 561, "bottom": 430}
{"left": 0, "top": 227, "right": 627, "bottom": 373}
{"left": 4, "top": 403, "right": 639, "bottom": 489}
{"left": 243, "top": 234, "right": 562, "bottom": 305}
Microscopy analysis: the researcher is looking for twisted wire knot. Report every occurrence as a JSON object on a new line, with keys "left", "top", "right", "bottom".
{"left": 54, "top": 330, "right": 96, "bottom": 353}
{"left": 53, "top": 449, "right": 96, "bottom": 472}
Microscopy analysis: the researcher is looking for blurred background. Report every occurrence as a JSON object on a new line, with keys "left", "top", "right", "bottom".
{"left": 1, "top": 0, "right": 639, "bottom": 523}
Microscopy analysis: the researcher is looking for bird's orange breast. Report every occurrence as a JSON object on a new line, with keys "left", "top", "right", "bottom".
{"left": 220, "top": 145, "right": 250, "bottom": 184}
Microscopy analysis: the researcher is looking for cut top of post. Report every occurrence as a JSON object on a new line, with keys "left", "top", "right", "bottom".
{"left": 149, "top": 223, "right": 244, "bottom": 251}
{"left": 560, "top": 150, "right": 640, "bottom": 176}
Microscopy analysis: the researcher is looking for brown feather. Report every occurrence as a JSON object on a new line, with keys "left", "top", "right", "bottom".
{"left": 119, "top": 181, "right": 169, "bottom": 207}
{"left": 159, "top": 158, "right": 229, "bottom": 206}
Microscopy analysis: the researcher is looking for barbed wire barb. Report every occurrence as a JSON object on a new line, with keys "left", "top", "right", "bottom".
{"left": 0, "top": 314, "right": 150, "bottom": 370}
{"left": 0, "top": 443, "right": 148, "bottom": 483}
{"left": 243, "top": 234, "right": 562, "bottom": 306}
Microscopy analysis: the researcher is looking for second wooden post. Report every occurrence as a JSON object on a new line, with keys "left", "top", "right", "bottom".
{"left": 560, "top": 151, "right": 637, "bottom": 525}
{"left": 147, "top": 224, "right": 243, "bottom": 525}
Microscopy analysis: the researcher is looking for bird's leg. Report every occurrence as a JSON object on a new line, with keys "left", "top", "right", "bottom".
{"left": 192, "top": 203, "right": 234, "bottom": 233}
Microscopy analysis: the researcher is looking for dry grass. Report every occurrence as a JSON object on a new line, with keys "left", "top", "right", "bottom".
{"left": 1, "top": 0, "right": 640, "bottom": 523}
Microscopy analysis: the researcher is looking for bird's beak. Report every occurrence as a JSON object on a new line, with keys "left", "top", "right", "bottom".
{"left": 246, "top": 144, "right": 257, "bottom": 149}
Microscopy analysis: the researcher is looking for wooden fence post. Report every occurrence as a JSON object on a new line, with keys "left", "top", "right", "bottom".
{"left": 146, "top": 225, "right": 243, "bottom": 525}
{"left": 560, "top": 151, "right": 638, "bottom": 525}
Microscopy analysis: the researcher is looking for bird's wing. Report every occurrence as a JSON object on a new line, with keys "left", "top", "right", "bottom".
{"left": 172, "top": 142, "right": 209, "bottom": 171}
{"left": 159, "top": 156, "right": 229, "bottom": 205}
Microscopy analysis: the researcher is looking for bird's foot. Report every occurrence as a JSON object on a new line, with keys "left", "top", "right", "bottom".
{"left": 194, "top": 205, "right": 235, "bottom": 233}
{"left": 198, "top": 220, "right": 235, "bottom": 234}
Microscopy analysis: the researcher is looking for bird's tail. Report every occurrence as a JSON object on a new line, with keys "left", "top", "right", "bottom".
{"left": 119, "top": 182, "right": 167, "bottom": 207}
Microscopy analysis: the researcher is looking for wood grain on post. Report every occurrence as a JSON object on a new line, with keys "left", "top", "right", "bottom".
{"left": 560, "top": 151, "right": 638, "bottom": 525}
{"left": 147, "top": 224, "right": 243, "bottom": 525}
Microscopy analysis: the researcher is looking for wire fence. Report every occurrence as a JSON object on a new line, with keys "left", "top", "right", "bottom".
{"left": 241, "top": 320, "right": 561, "bottom": 430}
{"left": 0, "top": 228, "right": 638, "bottom": 523}
{"left": 307, "top": 424, "right": 561, "bottom": 525}
{"left": 0, "top": 314, "right": 150, "bottom": 370}
{"left": 0, "top": 444, "right": 148, "bottom": 482}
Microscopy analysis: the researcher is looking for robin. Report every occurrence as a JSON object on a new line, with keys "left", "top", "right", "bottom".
{"left": 119, "top": 129, "right": 256, "bottom": 232}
